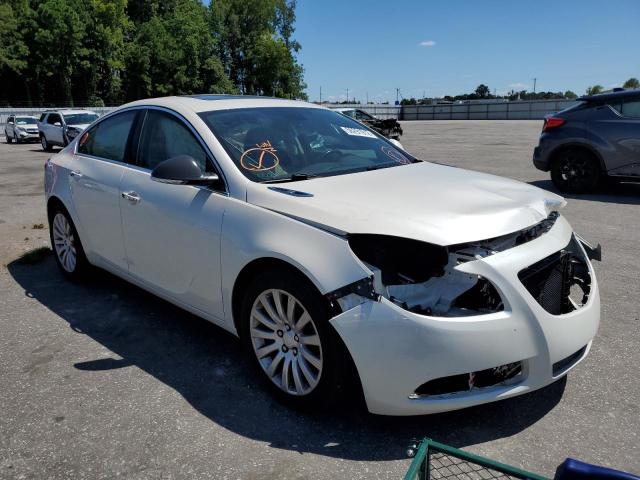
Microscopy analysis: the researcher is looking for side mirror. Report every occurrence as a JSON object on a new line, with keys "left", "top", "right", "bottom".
{"left": 54, "top": 122, "right": 61, "bottom": 126}
{"left": 8, "top": 121, "right": 14, "bottom": 125}
{"left": 388, "top": 138, "right": 405, "bottom": 151}
{"left": 151, "top": 155, "right": 219, "bottom": 186}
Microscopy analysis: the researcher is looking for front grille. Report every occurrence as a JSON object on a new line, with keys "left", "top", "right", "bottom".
{"left": 413, "top": 361, "right": 523, "bottom": 397}
{"left": 553, "top": 346, "right": 587, "bottom": 376}
{"left": 518, "top": 236, "right": 591, "bottom": 315}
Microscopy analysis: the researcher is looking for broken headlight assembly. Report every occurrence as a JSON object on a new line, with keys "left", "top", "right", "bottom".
{"left": 345, "top": 234, "right": 504, "bottom": 317}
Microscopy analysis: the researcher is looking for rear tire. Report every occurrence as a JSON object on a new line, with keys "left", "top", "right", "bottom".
{"left": 41, "top": 134, "right": 53, "bottom": 152}
{"left": 239, "top": 267, "right": 348, "bottom": 410}
{"left": 550, "top": 149, "right": 601, "bottom": 193}
{"left": 48, "top": 206, "right": 90, "bottom": 281}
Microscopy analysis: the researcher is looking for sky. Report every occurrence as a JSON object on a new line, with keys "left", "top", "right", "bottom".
{"left": 294, "top": 0, "right": 640, "bottom": 103}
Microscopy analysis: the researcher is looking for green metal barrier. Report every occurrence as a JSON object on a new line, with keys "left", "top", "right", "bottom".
{"left": 405, "top": 439, "right": 549, "bottom": 480}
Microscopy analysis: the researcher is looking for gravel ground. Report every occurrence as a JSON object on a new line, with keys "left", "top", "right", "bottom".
{"left": 1, "top": 121, "right": 638, "bottom": 479}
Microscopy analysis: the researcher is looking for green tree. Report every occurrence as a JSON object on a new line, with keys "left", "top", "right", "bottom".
{"left": 623, "top": 77, "right": 639, "bottom": 89}
{"left": 475, "top": 84, "right": 490, "bottom": 98}
{"left": 585, "top": 85, "right": 604, "bottom": 96}
{"left": 564, "top": 90, "right": 578, "bottom": 99}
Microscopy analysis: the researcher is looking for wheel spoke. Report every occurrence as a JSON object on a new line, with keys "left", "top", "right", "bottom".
{"left": 291, "top": 358, "right": 304, "bottom": 394}
{"left": 286, "top": 295, "right": 296, "bottom": 323}
{"left": 255, "top": 341, "right": 279, "bottom": 359}
{"left": 252, "top": 308, "right": 278, "bottom": 330}
{"left": 299, "top": 334, "right": 320, "bottom": 346}
{"left": 273, "top": 290, "right": 287, "bottom": 322}
{"left": 251, "top": 329, "right": 277, "bottom": 340}
{"left": 267, "top": 351, "right": 284, "bottom": 377}
{"left": 295, "top": 312, "right": 311, "bottom": 331}
{"left": 259, "top": 294, "right": 281, "bottom": 325}
{"left": 297, "top": 355, "right": 316, "bottom": 385}
{"left": 300, "top": 346, "right": 321, "bottom": 370}
{"left": 281, "top": 356, "right": 291, "bottom": 391}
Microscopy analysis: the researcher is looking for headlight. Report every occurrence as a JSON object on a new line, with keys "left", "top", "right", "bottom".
{"left": 347, "top": 234, "right": 504, "bottom": 317}
{"left": 66, "top": 128, "right": 80, "bottom": 138}
{"left": 15, "top": 126, "right": 26, "bottom": 133}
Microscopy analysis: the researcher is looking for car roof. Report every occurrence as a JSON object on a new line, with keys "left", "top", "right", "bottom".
{"left": 43, "top": 109, "right": 97, "bottom": 115}
{"left": 13, "top": 115, "right": 38, "bottom": 118}
{"left": 332, "top": 107, "right": 356, "bottom": 112}
{"left": 121, "top": 95, "right": 321, "bottom": 114}
{"left": 578, "top": 89, "right": 640, "bottom": 103}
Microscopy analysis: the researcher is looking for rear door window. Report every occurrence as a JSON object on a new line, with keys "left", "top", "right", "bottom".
{"left": 77, "top": 111, "right": 137, "bottom": 162}
{"left": 621, "top": 99, "right": 640, "bottom": 118}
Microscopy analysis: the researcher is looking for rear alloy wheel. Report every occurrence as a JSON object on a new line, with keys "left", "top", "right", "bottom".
{"left": 41, "top": 135, "right": 53, "bottom": 152}
{"left": 551, "top": 149, "right": 601, "bottom": 193}
{"left": 49, "top": 208, "right": 90, "bottom": 280}
{"left": 241, "top": 269, "right": 347, "bottom": 409}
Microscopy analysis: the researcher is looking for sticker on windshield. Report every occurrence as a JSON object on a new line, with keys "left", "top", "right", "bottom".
{"left": 240, "top": 140, "right": 280, "bottom": 172}
{"left": 340, "top": 126, "right": 376, "bottom": 138}
{"left": 381, "top": 145, "right": 411, "bottom": 164}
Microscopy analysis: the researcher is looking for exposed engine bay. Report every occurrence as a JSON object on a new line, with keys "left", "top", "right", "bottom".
{"left": 328, "top": 212, "right": 596, "bottom": 317}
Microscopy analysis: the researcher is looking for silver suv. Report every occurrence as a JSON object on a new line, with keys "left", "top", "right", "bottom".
{"left": 38, "top": 110, "right": 99, "bottom": 151}
{"left": 4, "top": 115, "right": 39, "bottom": 143}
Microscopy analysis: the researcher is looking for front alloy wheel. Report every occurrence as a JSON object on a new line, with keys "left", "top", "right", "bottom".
{"left": 241, "top": 268, "right": 352, "bottom": 410}
{"left": 250, "top": 289, "right": 323, "bottom": 396}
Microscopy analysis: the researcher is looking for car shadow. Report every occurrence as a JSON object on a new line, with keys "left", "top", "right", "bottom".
{"left": 8, "top": 256, "right": 567, "bottom": 462}
{"left": 529, "top": 179, "right": 640, "bottom": 206}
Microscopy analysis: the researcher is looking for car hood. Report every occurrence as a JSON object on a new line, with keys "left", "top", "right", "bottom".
{"left": 67, "top": 123, "right": 90, "bottom": 130}
{"left": 246, "top": 162, "right": 566, "bottom": 246}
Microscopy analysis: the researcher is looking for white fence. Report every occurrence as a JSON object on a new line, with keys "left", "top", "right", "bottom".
{"left": 327, "top": 99, "right": 575, "bottom": 121}
{"left": 1, "top": 99, "right": 576, "bottom": 127}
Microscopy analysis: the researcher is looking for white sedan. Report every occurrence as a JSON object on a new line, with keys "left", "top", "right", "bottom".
{"left": 44, "top": 95, "right": 601, "bottom": 415}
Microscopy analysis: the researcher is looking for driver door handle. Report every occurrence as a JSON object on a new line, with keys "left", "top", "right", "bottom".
{"left": 69, "top": 170, "right": 83, "bottom": 178}
{"left": 121, "top": 191, "right": 141, "bottom": 204}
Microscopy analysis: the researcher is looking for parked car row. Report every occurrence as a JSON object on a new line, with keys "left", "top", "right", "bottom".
{"left": 3, "top": 109, "right": 99, "bottom": 151}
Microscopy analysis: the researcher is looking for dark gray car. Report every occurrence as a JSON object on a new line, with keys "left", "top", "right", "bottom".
{"left": 533, "top": 89, "right": 640, "bottom": 192}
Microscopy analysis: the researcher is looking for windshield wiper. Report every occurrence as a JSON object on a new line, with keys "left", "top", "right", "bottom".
{"left": 366, "top": 162, "right": 403, "bottom": 171}
{"left": 261, "top": 172, "right": 320, "bottom": 183}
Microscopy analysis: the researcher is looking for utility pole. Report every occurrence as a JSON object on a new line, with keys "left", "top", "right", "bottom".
{"left": 366, "top": 91, "right": 369, "bottom": 104}
{"left": 346, "top": 88, "right": 349, "bottom": 104}
{"left": 396, "top": 88, "right": 400, "bottom": 104}
{"left": 319, "top": 86, "right": 322, "bottom": 104}
{"left": 533, "top": 78, "right": 537, "bottom": 94}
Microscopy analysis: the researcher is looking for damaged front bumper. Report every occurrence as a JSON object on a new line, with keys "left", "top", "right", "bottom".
{"left": 329, "top": 215, "right": 600, "bottom": 415}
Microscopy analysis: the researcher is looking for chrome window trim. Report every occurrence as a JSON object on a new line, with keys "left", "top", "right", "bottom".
{"left": 74, "top": 105, "right": 229, "bottom": 195}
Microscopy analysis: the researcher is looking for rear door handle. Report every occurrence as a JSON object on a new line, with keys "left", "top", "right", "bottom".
{"left": 69, "top": 170, "right": 83, "bottom": 178}
{"left": 121, "top": 191, "right": 141, "bottom": 204}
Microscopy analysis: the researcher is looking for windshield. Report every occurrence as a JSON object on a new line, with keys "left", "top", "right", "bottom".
{"left": 16, "top": 117, "right": 37, "bottom": 125}
{"left": 200, "top": 107, "right": 415, "bottom": 182}
{"left": 63, "top": 113, "right": 99, "bottom": 125}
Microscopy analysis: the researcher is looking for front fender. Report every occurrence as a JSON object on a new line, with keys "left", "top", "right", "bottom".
{"left": 220, "top": 197, "right": 370, "bottom": 328}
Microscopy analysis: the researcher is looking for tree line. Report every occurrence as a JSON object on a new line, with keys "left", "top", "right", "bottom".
{"left": 0, "top": 0, "right": 307, "bottom": 107}
{"left": 400, "top": 78, "right": 639, "bottom": 105}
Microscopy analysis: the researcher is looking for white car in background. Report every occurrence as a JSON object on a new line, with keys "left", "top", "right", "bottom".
{"left": 4, "top": 115, "right": 39, "bottom": 143}
{"left": 44, "top": 95, "right": 601, "bottom": 415}
{"left": 38, "top": 109, "right": 99, "bottom": 151}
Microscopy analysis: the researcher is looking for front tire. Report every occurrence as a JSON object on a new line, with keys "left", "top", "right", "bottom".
{"left": 48, "top": 206, "right": 90, "bottom": 281}
{"left": 550, "top": 149, "right": 601, "bottom": 193}
{"left": 240, "top": 268, "right": 345, "bottom": 410}
{"left": 41, "top": 134, "right": 53, "bottom": 152}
